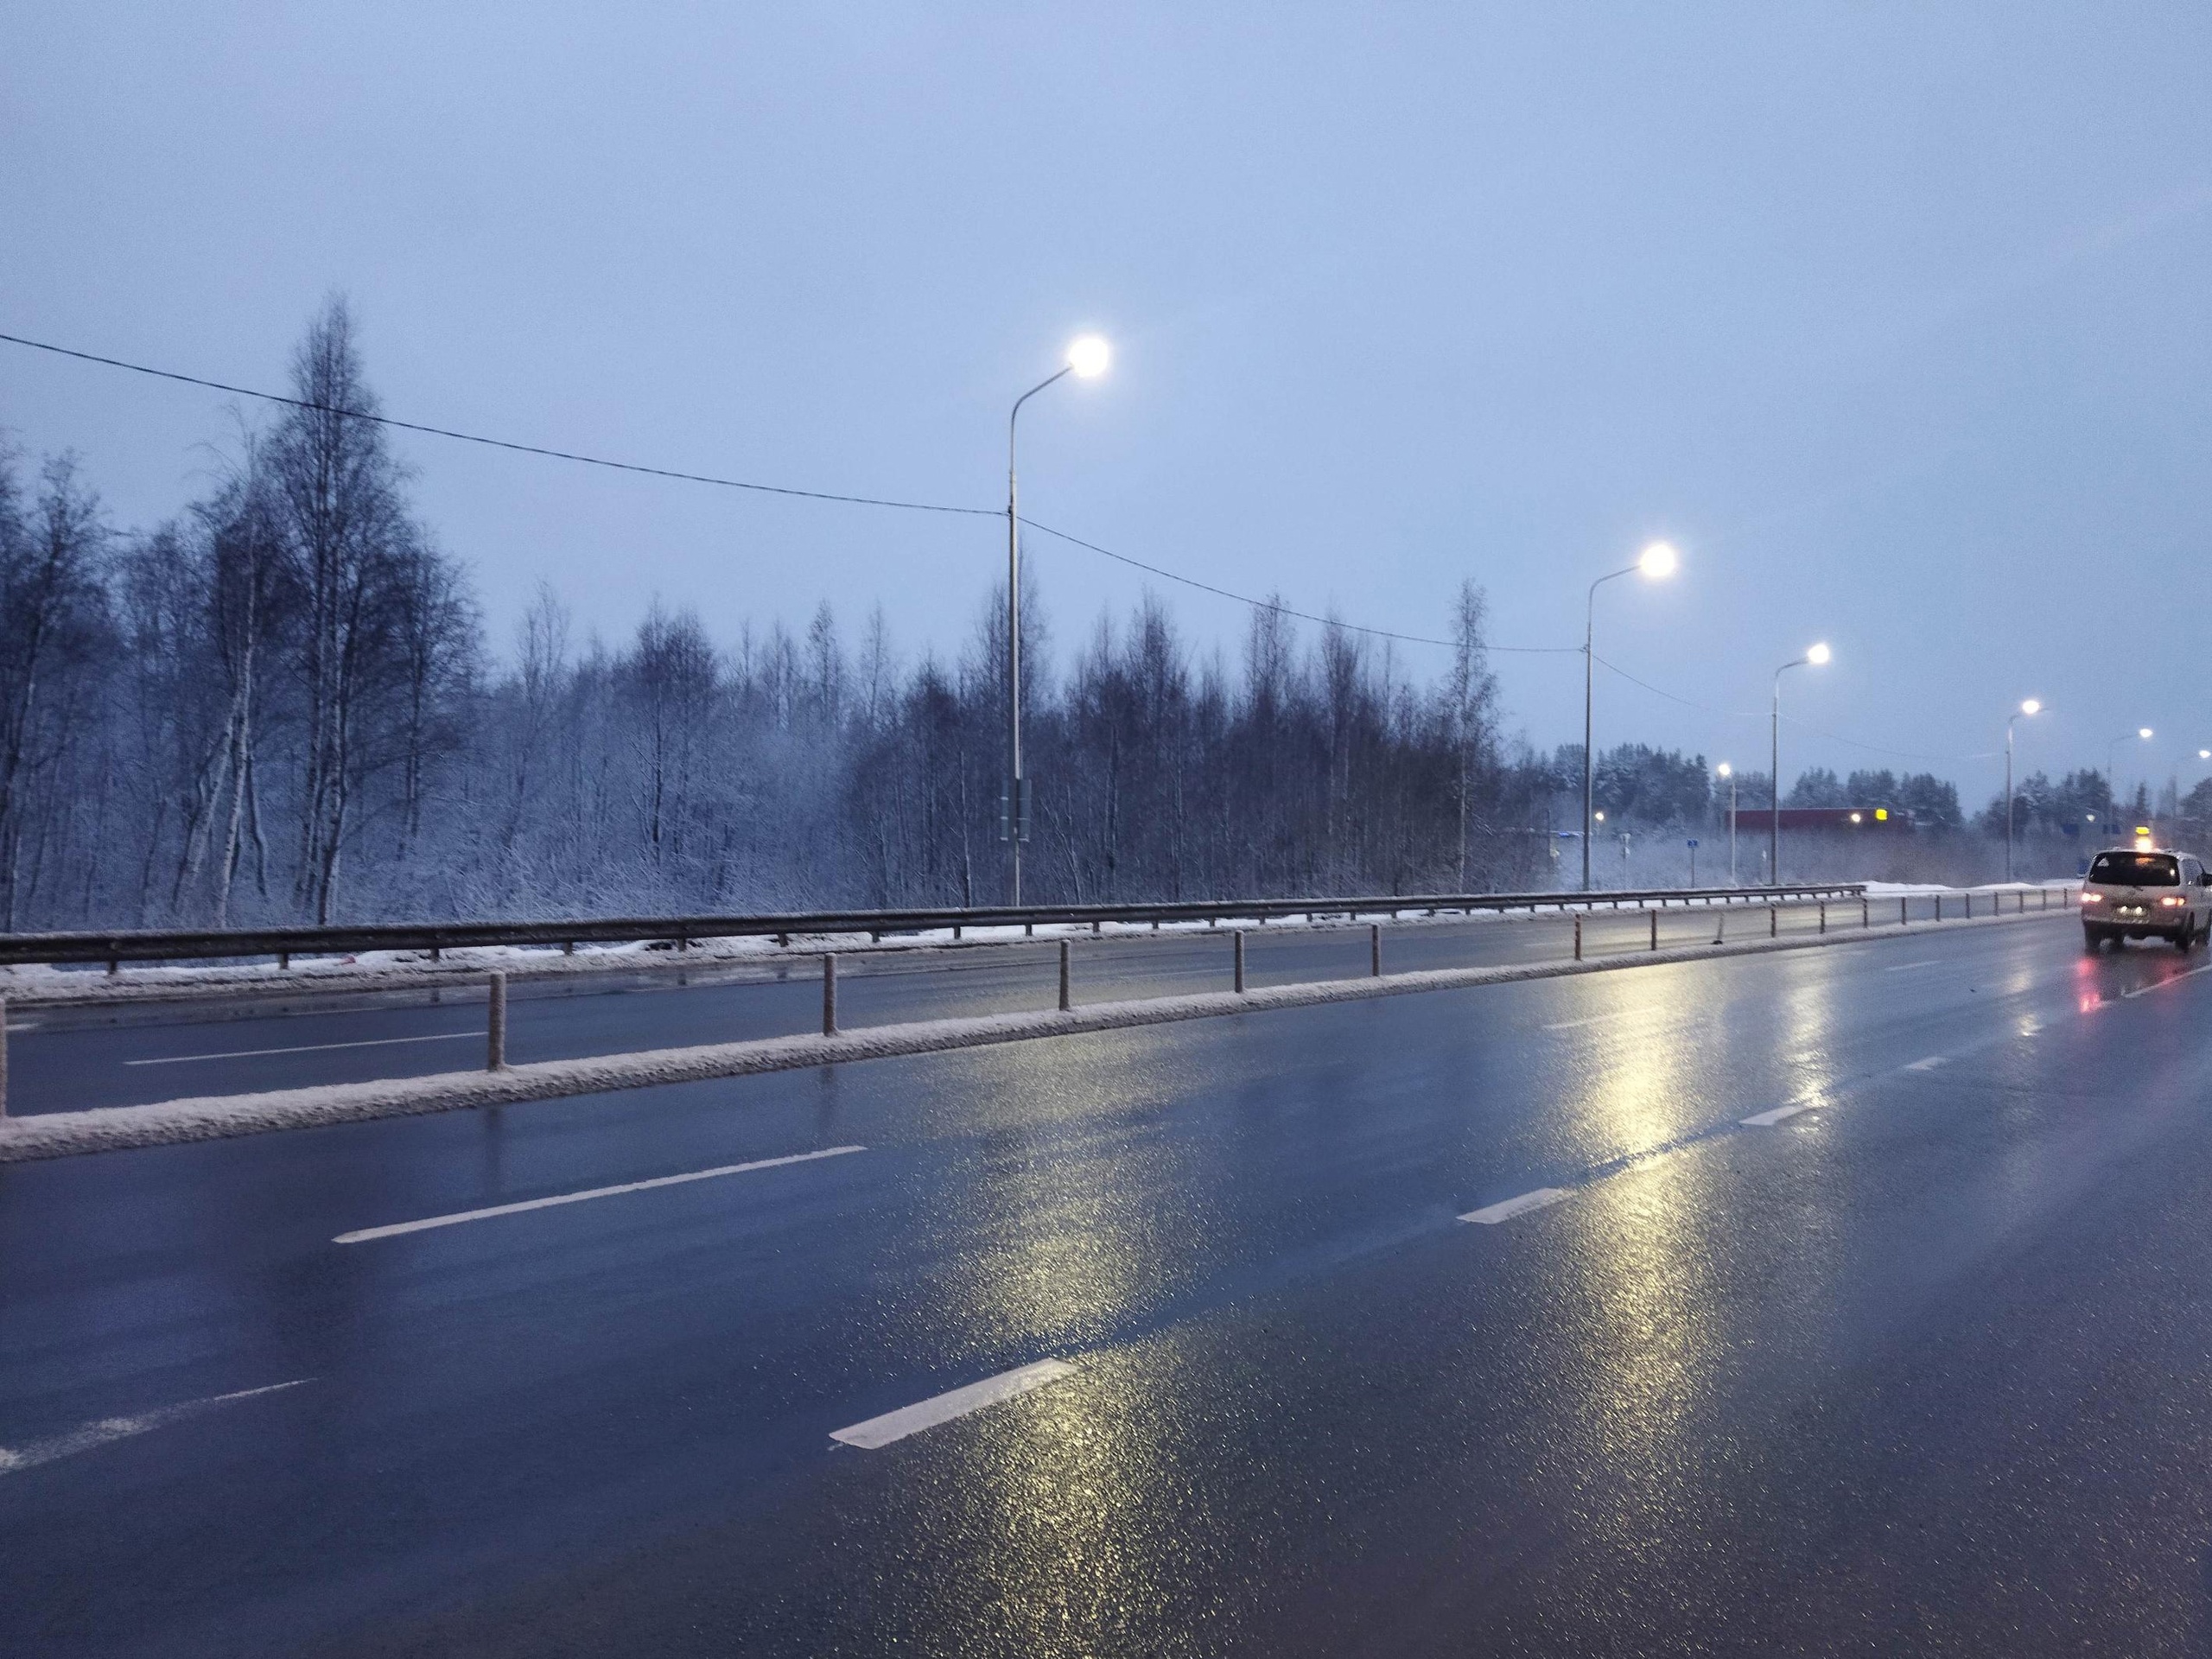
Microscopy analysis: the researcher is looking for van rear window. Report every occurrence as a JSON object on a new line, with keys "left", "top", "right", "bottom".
{"left": 2089, "top": 852, "right": 2179, "bottom": 887}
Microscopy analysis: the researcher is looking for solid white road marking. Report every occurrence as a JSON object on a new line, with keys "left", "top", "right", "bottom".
{"left": 0, "top": 1380, "right": 308, "bottom": 1477}
{"left": 129, "top": 1031, "right": 484, "bottom": 1066}
{"left": 334, "top": 1146, "right": 867, "bottom": 1243}
{"left": 1741, "top": 1103, "right": 1817, "bottom": 1127}
{"left": 1459, "top": 1187, "right": 1574, "bottom": 1224}
{"left": 1541, "top": 1014, "right": 1611, "bottom": 1032}
{"left": 1903, "top": 1056, "right": 1949, "bottom": 1072}
{"left": 1882, "top": 960, "right": 1941, "bottom": 972}
{"left": 830, "top": 1359, "right": 1076, "bottom": 1449}
{"left": 2120, "top": 963, "right": 2212, "bottom": 999}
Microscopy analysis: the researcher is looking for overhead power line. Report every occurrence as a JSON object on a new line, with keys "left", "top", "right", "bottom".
{"left": 1020, "top": 518, "right": 1580, "bottom": 655}
{"left": 3, "top": 326, "right": 1583, "bottom": 659}
{"left": 1, "top": 327, "right": 1979, "bottom": 765}
{"left": 1592, "top": 653, "right": 1999, "bottom": 764}
{"left": 0, "top": 330, "right": 995, "bottom": 518}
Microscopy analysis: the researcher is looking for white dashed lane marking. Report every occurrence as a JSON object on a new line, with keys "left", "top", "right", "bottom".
{"left": 1903, "top": 1056, "right": 1949, "bottom": 1072}
{"left": 0, "top": 1380, "right": 308, "bottom": 1477}
{"left": 1459, "top": 1187, "right": 1575, "bottom": 1224}
{"left": 1741, "top": 1103, "right": 1817, "bottom": 1127}
{"left": 831, "top": 1360, "right": 1076, "bottom": 1449}
{"left": 334, "top": 1146, "right": 867, "bottom": 1243}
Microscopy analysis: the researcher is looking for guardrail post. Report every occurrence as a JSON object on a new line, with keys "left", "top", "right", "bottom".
{"left": 823, "top": 954, "right": 838, "bottom": 1036}
{"left": 107, "top": 957, "right": 118, "bottom": 976}
{"left": 1573, "top": 913, "right": 1583, "bottom": 960}
{"left": 1769, "top": 906, "right": 1778, "bottom": 938}
{"left": 1900, "top": 897, "right": 1908, "bottom": 926}
{"left": 486, "top": 972, "right": 507, "bottom": 1071}
{"left": 1934, "top": 894, "right": 1942, "bottom": 920}
{"left": 1649, "top": 909, "right": 1658, "bottom": 950}
{"left": 0, "top": 992, "right": 9, "bottom": 1117}
{"left": 1234, "top": 929, "right": 1246, "bottom": 994}
{"left": 278, "top": 950, "right": 289, "bottom": 970}
{"left": 1860, "top": 898, "right": 1869, "bottom": 928}
{"left": 1965, "top": 893, "right": 1974, "bottom": 918}
{"left": 1819, "top": 902, "right": 1827, "bottom": 934}
{"left": 1370, "top": 923, "right": 1382, "bottom": 976}
{"left": 1058, "top": 939, "right": 1071, "bottom": 1012}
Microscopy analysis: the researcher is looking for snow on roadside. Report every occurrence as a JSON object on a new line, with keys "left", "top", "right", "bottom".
{"left": 0, "top": 897, "right": 2071, "bottom": 1164}
{"left": 0, "top": 882, "right": 2075, "bottom": 1007}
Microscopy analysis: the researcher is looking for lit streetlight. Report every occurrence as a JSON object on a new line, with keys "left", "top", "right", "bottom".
{"left": 1770, "top": 642, "right": 1831, "bottom": 885}
{"left": 1582, "top": 540, "right": 1678, "bottom": 891}
{"left": 2005, "top": 698, "right": 2042, "bottom": 882}
{"left": 2105, "top": 727, "right": 2153, "bottom": 836}
{"left": 1003, "top": 335, "right": 1109, "bottom": 902}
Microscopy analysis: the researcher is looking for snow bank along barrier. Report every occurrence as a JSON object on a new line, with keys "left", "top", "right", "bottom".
{"left": 0, "top": 887, "right": 2076, "bottom": 1161}
{"left": 0, "top": 881, "right": 1867, "bottom": 982}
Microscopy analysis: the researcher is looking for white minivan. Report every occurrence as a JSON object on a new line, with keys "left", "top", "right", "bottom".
{"left": 2081, "top": 847, "right": 2212, "bottom": 951}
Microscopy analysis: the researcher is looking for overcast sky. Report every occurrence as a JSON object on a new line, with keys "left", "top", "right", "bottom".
{"left": 5, "top": 3, "right": 2209, "bottom": 803}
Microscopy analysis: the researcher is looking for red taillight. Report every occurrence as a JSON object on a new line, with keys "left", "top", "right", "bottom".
{"left": 2160, "top": 896, "right": 2185, "bottom": 907}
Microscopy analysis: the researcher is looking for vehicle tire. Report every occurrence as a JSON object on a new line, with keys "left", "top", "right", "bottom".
{"left": 2177, "top": 919, "right": 2196, "bottom": 954}
{"left": 2084, "top": 925, "right": 2105, "bottom": 952}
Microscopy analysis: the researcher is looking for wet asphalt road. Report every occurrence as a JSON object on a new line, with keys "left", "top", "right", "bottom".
{"left": 12, "top": 898, "right": 1937, "bottom": 1116}
{"left": 8, "top": 910, "right": 2212, "bottom": 1655}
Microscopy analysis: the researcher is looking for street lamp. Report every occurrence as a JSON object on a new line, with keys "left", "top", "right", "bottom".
{"left": 1003, "top": 334, "right": 1109, "bottom": 903}
{"left": 1582, "top": 540, "right": 1678, "bottom": 890}
{"left": 1716, "top": 762, "right": 1738, "bottom": 884}
{"left": 2005, "top": 698, "right": 2042, "bottom": 883}
{"left": 2105, "top": 727, "right": 2153, "bottom": 835}
{"left": 1770, "top": 642, "right": 1831, "bottom": 886}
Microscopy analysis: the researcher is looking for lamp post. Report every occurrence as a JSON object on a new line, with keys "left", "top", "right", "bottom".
{"left": 1770, "top": 642, "right": 1831, "bottom": 886}
{"left": 1582, "top": 540, "right": 1678, "bottom": 890}
{"left": 1716, "top": 762, "right": 1738, "bottom": 884}
{"left": 1003, "top": 334, "right": 1109, "bottom": 903}
{"left": 2105, "top": 727, "right": 2153, "bottom": 835}
{"left": 2005, "top": 698, "right": 2042, "bottom": 882}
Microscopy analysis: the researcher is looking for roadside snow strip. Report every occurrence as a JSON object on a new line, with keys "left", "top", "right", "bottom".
{"left": 0, "top": 906, "right": 2067, "bottom": 1163}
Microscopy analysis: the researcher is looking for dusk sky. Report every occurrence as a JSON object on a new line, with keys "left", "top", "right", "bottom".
{"left": 6, "top": 3, "right": 2209, "bottom": 804}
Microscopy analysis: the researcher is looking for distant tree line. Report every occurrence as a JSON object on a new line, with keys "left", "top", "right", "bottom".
{"left": 0, "top": 302, "right": 2160, "bottom": 931}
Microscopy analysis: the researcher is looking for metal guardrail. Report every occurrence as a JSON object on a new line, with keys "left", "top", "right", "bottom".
{"left": 0, "top": 884, "right": 1871, "bottom": 969}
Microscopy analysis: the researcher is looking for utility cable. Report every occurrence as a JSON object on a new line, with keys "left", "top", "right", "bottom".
{"left": 0, "top": 330, "right": 996, "bottom": 518}
{"left": 1019, "top": 518, "right": 1581, "bottom": 654}
{"left": 1592, "top": 652, "right": 1999, "bottom": 765}
{"left": 0, "top": 327, "right": 1988, "bottom": 760}
{"left": 2, "top": 326, "right": 1586, "bottom": 658}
